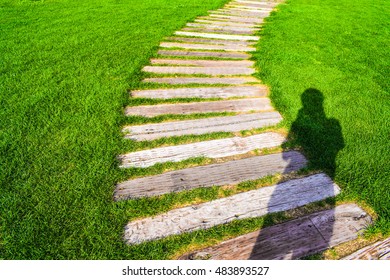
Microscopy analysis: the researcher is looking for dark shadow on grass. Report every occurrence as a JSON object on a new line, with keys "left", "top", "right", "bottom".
{"left": 249, "top": 88, "right": 344, "bottom": 259}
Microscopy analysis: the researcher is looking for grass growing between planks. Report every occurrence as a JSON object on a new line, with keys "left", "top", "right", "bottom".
{"left": 0, "top": 0, "right": 230, "bottom": 259}
{"left": 254, "top": 0, "right": 389, "bottom": 235}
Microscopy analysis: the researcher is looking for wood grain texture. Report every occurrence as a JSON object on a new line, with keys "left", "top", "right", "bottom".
{"left": 342, "top": 238, "right": 390, "bottom": 260}
{"left": 143, "top": 77, "right": 260, "bottom": 85}
{"left": 232, "top": 1, "right": 277, "bottom": 8}
{"left": 207, "top": 14, "right": 265, "bottom": 24}
{"left": 165, "top": 36, "right": 254, "bottom": 45}
{"left": 119, "top": 132, "right": 285, "bottom": 168}
{"left": 193, "top": 20, "right": 260, "bottom": 28}
{"left": 175, "top": 31, "right": 259, "bottom": 41}
{"left": 125, "top": 98, "right": 271, "bottom": 117}
{"left": 158, "top": 49, "right": 250, "bottom": 59}
{"left": 212, "top": 9, "right": 270, "bottom": 18}
{"left": 160, "top": 42, "right": 255, "bottom": 52}
{"left": 225, "top": 6, "right": 273, "bottom": 12}
{"left": 123, "top": 173, "right": 340, "bottom": 244}
{"left": 150, "top": 59, "right": 254, "bottom": 67}
{"left": 180, "top": 204, "right": 372, "bottom": 260}
{"left": 181, "top": 27, "right": 255, "bottom": 36}
{"left": 116, "top": 151, "right": 306, "bottom": 200}
{"left": 122, "top": 111, "right": 282, "bottom": 141}
{"left": 131, "top": 86, "right": 268, "bottom": 99}
{"left": 187, "top": 23, "right": 258, "bottom": 32}
{"left": 143, "top": 66, "right": 254, "bottom": 75}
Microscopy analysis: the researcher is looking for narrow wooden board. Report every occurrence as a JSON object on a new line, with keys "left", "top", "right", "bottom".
{"left": 150, "top": 59, "right": 254, "bottom": 68}
{"left": 207, "top": 14, "right": 265, "bottom": 24}
{"left": 131, "top": 86, "right": 268, "bottom": 99}
{"left": 158, "top": 50, "right": 250, "bottom": 59}
{"left": 180, "top": 204, "right": 372, "bottom": 260}
{"left": 160, "top": 42, "right": 255, "bottom": 52}
{"left": 232, "top": 1, "right": 277, "bottom": 8}
{"left": 225, "top": 6, "right": 273, "bottom": 12}
{"left": 116, "top": 150, "right": 306, "bottom": 200}
{"left": 125, "top": 98, "right": 271, "bottom": 117}
{"left": 193, "top": 20, "right": 260, "bottom": 28}
{"left": 122, "top": 111, "right": 282, "bottom": 141}
{"left": 212, "top": 9, "right": 270, "bottom": 18}
{"left": 119, "top": 132, "right": 285, "bottom": 168}
{"left": 186, "top": 23, "right": 258, "bottom": 32}
{"left": 175, "top": 31, "right": 259, "bottom": 41}
{"left": 143, "top": 66, "right": 255, "bottom": 75}
{"left": 342, "top": 238, "right": 390, "bottom": 260}
{"left": 143, "top": 77, "right": 260, "bottom": 85}
{"left": 122, "top": 173, "right": 340, "bottom": 244}
{"left": 165, "top": 36, "right": 254, "bottom": 46}
{"left": 181, "top": 27, "right": 255, "bottom": 36}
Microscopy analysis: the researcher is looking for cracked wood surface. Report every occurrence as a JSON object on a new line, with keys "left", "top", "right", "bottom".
{"left": 115, "top": 151, "right": 307, "bottom": 200}
{"left": 342, "top": 238, "right": 390, "bottom": 260}
{"left": 157, "top": 49, "right": 250, "bottom": 59}
{"left": 122, "top": 111, "right": 282, "bottom": 141}
{"left": 143, "top": 77, "right": 260, "bottom": 85}
{"left": 160, "top": 42, "right": 256, "bottom": 52}
{"left": 143, "top": 66, "right": 255, "bottom": 75}
{"left": 119, "top": 132, "right": 285, "bottom": 168}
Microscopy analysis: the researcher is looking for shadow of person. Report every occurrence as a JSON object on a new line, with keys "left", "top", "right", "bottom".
{"left": 249, "top": 88, "right": 344, "bottom": 259}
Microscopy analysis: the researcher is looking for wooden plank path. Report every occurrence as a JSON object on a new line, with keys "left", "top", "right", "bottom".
{"left": 123, "top": 173, "right": 340, "bottom": 244}
{"left": 180, "top": 204, "right": 372, "bottom": 260}
{"left": 342, "top": 238, "right": 390, "bottom": 260}
{"left": 131, "top": 85, "right": 268, "bottom": 99}
{"left": 115, "top": 151, "right": 306, "bottom": 200}
{"left": 119, "top": 132, "right": 285, "bottom": 168}
{"left": 114, "top": 0, "right": 371, "bottom": 258}
{"left": 122, "top": 112, "right": 282, "bottom": 141}
{"left": 125, "top": 98, "right": 272, "bottom": 117}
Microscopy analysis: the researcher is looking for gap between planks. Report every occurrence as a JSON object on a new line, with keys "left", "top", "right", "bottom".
{"left": 123, "top": 173, "right": 340, "bottom": 244}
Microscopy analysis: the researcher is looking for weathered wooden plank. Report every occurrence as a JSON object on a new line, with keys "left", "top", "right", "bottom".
{"left": 122, "top": 173, "right": 340, "bottom": 244}
{"left": 116, "top": 150, "right": 306, "bottom": 200}
{"left": 125, "top": 98, "right": 271, "bottom": 117}
{"left": 122, "top": 111, "right": 282, "bottom": 141}
{"left": 187, "top": 23, "right": 258, "bottom": 32}
{"left": 193, "top": 20, "right": 260, "bottom": 28}
{"left": 143, "top": 77, "right": 260, "bottom": 85}
{"left": 160, "top": 42, "right": 255, "bottom": 52}
{"left": 131, "top": 86, "right": 268, "bottom": 99}
{"left": 212, "top": 9, "right": 270, "bottom": 18}
{"left": 150, "top": 59, "right": 254, "bottom": 68}
{"left": 180, "top": 204, "right": 372, "bottom": 260}
{"left": 119, "top": 132, "right": 285, "bottom": 168}
{"left": 175, "top": 31, "right": 259, "bottom": 41}
{"left": 181, "top": 27, "right": 256, "bottom": 36}
{"left": 165, "top": 36, "right": 254, "bottom": 46}
{"left": 143, "top": 66, "right": 255, "bottom": 75}
{"left": 206, "top": 14, "right": 265, "bottom": 24}
{"left": 158, "top": 50, "right": 250, "bottom": 59}
{"left": 342, "top": 238, "right": 390, "bottom": 260}
{"left": 225, "top": 5, "right": 273, "bottom": 12}
{"left": 232, "top": 1, "right": 277, "bottom": 8}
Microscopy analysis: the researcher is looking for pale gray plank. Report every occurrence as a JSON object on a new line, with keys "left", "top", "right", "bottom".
{"left": 160, "top": 42, "right": 255, "bottom": 52}
{"left": 158, "top": 50, "right": 250, "bottom": 59}
{"left": 180, "top": 204, "right": 372, "bottom": 260}
{"left": 186, "top": 23, "right": 258, "bottom": 32}
{"left": 150, "top": 59, "right": 254, "bottom": 68}
{"left": 143, "top": 66, "right": 254, "bottom": 75}
{"left": 122, "top": 111, "right": 282, "bottom": 141}
{"left": 165, "top": 36, "right": 254, "bottom": 46}
{"left": 125, "top": 98, "right": 271, "bottom": 117}
{"left": 193, "top": 20, "right": 260, "bottom": 28}
{"left": 116, "top": 150, "right": 306, "bottom": 200}
{"left": 123, "top": 173, "right": 340, "bottom": 244}
{"left": 207, "top": 14, "right": 265, "bottom": 24}
{"left": 175, "top": 31, "right": 259, "bottom": 41}
{"left": 342, "top": 238, "right": 390, "bottom": 260}
{"left": 131, "top": 86, "right": 268, "bottom": 99}
{"left": 143, "top": 77, "right": 260, "bottom": 85}
{"left": 225, "top": 6, "right": 273, "bottom": 12}
{"left": 119, "top": 132, "right": 285, "bottom": 168}
{"left": 212, "top": 9, "right": 270, "bottom": 18}
{"left": 232, "top": 1, "right": 277, "bottom": 8}
{"left": 181, "top": 27, "right": 256, "bottom": 36}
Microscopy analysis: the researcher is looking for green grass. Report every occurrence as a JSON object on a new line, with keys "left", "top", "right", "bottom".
{"left": 1, "top": 0, "right": 389, "bottom": 260}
